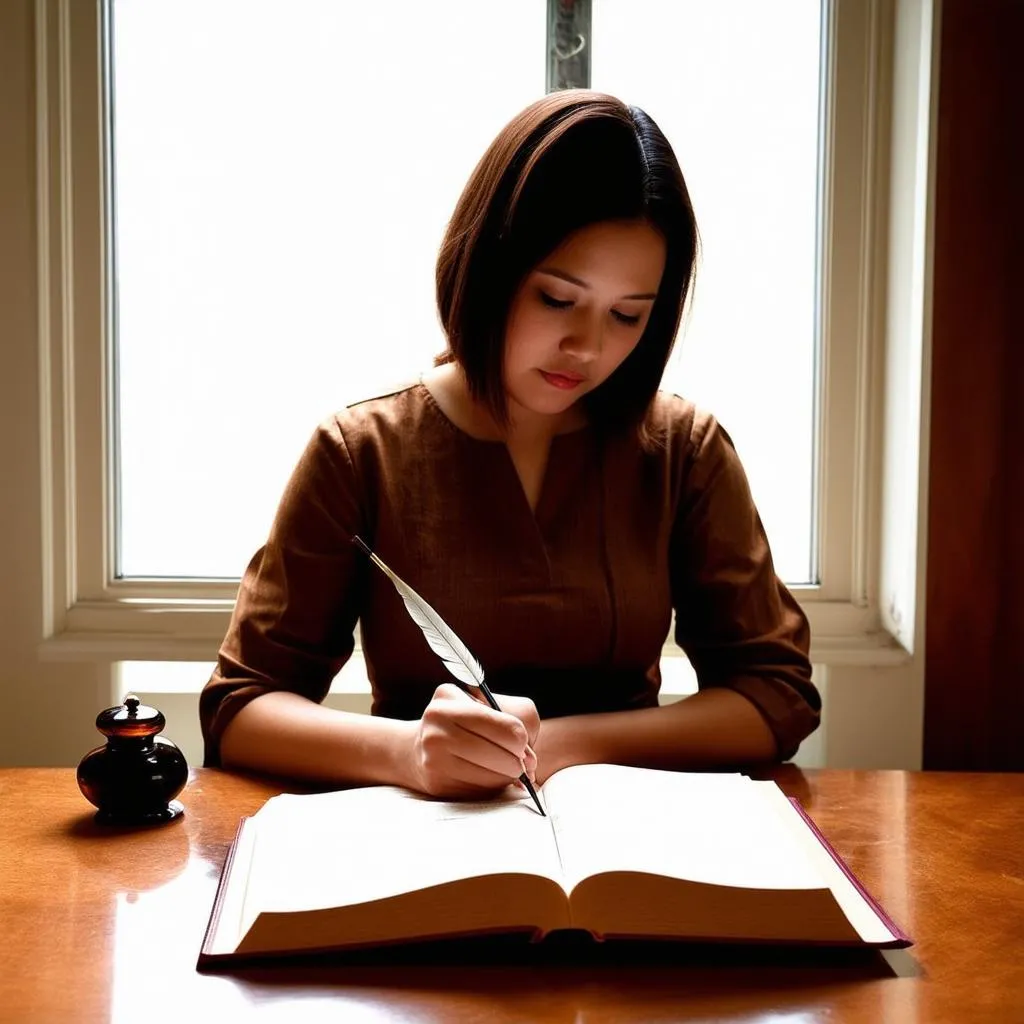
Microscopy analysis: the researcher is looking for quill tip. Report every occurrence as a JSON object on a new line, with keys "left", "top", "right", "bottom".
{"left": 351, "top": 535, "right": 372, "bottom": 558}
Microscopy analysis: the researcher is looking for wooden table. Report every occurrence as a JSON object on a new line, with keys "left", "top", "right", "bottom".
{"left": 1, "top": 767, "right": 1022, "bottom": 1023}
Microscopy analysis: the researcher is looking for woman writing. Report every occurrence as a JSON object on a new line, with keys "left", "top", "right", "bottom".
{"left": 200, "top": 90, "right": 820, "bottom": 797}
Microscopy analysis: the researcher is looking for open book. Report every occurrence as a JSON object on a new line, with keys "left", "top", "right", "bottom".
{"left": 198, "top": 764, "right": 910, "bottom": 966}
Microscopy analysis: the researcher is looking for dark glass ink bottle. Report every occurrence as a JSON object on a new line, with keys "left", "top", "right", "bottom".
{"left": 77, "top": 694, "right": 187, "bottom": 825}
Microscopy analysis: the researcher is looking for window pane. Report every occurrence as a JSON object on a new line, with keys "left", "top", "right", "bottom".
{"left": 592, "top": 0, "right": 823, "bottom": 584}
{"left": 111, "top": 0, "right": 546, "bottom": 577}
{"left": 111, "top": 0, "right": 820, "bottom": 584}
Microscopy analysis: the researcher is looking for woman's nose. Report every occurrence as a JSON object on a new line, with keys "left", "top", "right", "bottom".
{"left": 559, "top": 314, "right": 603, "bottom": 360}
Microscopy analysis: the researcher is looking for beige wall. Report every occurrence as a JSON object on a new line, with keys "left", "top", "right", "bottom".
{"left": 0, "top": 1, "right": 925, "bottom": 771}
{"left": 1, "top": 0, "right": 116, "bottom": 767}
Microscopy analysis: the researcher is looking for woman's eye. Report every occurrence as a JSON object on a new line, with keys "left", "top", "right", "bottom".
{"left": 612, "top": 310, "right": 642, "bottom": 326}
{"left": 540, "top": 291, "right": 573, "bottom": 310}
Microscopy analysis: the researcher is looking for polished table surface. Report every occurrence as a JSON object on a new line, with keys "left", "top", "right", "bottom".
{"left": 1, "top": 767, "right": 1022, "bottom": 1024}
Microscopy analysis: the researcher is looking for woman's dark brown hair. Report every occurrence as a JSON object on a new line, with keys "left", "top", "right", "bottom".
{"left": 435, "top": 90, "right": 698, "bottom": 445}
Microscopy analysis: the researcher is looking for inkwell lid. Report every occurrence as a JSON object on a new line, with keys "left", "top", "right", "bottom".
{"left": 95, "top": 694, "right": 165, "bottom": 739}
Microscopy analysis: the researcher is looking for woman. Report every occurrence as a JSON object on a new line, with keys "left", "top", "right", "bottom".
{"left": 200, "top": 90, "right": 820, "bottom": 797}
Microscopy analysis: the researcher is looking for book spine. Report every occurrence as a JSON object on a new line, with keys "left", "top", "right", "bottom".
{"left": 787, "top": 797, "right": 913, "bottom": 946}
{"left": 196, "top": 816, "right": 251, "bottom": 968}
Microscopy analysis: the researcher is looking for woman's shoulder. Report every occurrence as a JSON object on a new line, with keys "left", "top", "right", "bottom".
{"left": 647, "top": 390, "right": 721, "bottom": 459}
{"left": 319, "top": 377, "right": 445, "bottom": 451}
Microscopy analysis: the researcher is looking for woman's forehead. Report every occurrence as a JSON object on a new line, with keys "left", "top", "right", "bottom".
{"left": 538, "top": 220, "right": 666, "bottom": 290}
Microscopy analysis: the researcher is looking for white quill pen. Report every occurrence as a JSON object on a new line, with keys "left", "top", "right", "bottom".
{"left": 352, "top": 535, "right": 484, "bottom": 691}
{"left": 352, "top": 535, "right": 544, "bottom": 814}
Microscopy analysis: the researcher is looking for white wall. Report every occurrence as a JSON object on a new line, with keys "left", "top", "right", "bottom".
{"left": 0, "top": 1, "right": 925, "bottom": 772}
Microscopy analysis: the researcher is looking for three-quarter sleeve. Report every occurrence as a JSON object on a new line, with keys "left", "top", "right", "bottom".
{"left": 199, "top": 416, "right": 369, "bottom": 766}
{"left": 669, "top": 413, "right": 820, "bottom": 761}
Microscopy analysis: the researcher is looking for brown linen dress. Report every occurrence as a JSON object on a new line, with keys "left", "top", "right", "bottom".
{"left": 200, "top": 383, "right": 819, "bottom": 765}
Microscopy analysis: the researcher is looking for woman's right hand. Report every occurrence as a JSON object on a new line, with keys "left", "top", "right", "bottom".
{"left": 402, "top": 684, "right": 539, "bottom": 800}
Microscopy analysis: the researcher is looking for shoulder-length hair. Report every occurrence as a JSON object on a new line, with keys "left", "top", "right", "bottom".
{"left": 435, "top": 90, "right": 698, "bottom": 447}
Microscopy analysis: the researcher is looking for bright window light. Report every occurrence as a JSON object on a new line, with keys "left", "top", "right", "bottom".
{"left": 110, "top": 0, "right": 821, "bottom": 584}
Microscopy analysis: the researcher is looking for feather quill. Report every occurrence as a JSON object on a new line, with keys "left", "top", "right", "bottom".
{"left": 351, "top": 534, "right": 545, "bottom": 815}
{"left": 351, "top": 536, "right": 484, "bottom": 690}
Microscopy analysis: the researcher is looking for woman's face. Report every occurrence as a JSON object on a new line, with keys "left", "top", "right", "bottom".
{"left": 502, "top": 218, "right": 666, "bottom": 429}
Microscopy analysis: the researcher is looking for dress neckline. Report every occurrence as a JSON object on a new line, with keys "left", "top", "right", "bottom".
{"left": 415, "top": 380, "right": 593, "bottom": 448}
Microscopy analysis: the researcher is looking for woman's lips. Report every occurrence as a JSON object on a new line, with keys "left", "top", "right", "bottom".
{"left": 539, "top": 369, "right": 585, "bottom": 390}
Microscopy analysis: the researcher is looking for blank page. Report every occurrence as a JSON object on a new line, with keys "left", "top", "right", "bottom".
{"left": 540, "top": 764, "right": 828, "bottom": 895}
{"left": 239, "top": 786, "right": 562, "bottom": 941}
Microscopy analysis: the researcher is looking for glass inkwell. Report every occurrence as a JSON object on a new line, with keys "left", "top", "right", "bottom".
{"left": 77, "top": 694, "right": 188, "bottom": 825}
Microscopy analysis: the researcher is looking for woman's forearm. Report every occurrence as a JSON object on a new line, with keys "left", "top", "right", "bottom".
{"left": 534, "top": 688, "right": 779, "bottom": 783}
{"left": 219, "top": 686, "right": 779, "bottom": 790}
{"left": 219, "top": 690, "right": 418, "bottom": 788}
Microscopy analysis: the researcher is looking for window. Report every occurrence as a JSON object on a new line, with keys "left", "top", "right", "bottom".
{"left": 39, "top": 0, "right": 914, "bottom": 665}
{"left": 110, "top": 0, "right": 548, "bottom": 580}
{"left": 110, "top": 0, "right": 820, "bottom": 585}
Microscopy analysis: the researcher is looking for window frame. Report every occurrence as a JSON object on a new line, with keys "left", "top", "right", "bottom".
{"left": 36, "top": 0, "right": 915, "bottom": 668}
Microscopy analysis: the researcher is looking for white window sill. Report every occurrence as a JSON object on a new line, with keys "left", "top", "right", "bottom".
{"left": 114, "top": 636, "right": 900, "bottom": 702}
{"left": 41, "top": 594, "right": 913, "bottom": 673}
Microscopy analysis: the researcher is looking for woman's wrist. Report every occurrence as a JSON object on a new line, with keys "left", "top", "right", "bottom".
{"left": 381, "top": 718, "right": 422, "bottom": 791}
{"left": 535, "top": 715, "right": 588, "bottom": 784}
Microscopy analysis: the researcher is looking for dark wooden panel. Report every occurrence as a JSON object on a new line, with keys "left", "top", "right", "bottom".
{"left": 923, "top": 0, "right": 1024, "bottom": 769}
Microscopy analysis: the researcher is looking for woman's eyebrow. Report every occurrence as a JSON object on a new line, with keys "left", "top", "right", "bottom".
{"left": 537, "top": 267, "right": 657, "bottom": 301}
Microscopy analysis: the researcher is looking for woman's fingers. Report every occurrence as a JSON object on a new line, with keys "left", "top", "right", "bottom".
{"left": 435, "top": 684, "right": 539, "bottom": 738}
{"left": 426, "top": 717, "right": 529, "bottom": 780}
{"left": 428, "top": 685, "right": 532, "bottom": 754}
{"left": 410, "top": 684, "right": 539, "bottom": 798}
{"left": 522, "top": 743, "right": 538, "bottom": 782}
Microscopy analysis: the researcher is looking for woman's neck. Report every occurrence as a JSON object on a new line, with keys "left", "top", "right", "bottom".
{"left": 421, "top": 363, "right": 585, "bottom": 448}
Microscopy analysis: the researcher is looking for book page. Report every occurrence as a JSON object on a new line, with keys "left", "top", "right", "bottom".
{"left": 205, "top": 818, "right": 258, "bottom": 956}
{"left": 238, "top": 785, "right": 562, "bottom": 941}
{"left": 541, "top": 764, "right": 827, "bottom": 895}
{"left": 751, "top": 781, "right": 898, "bottom": 944}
